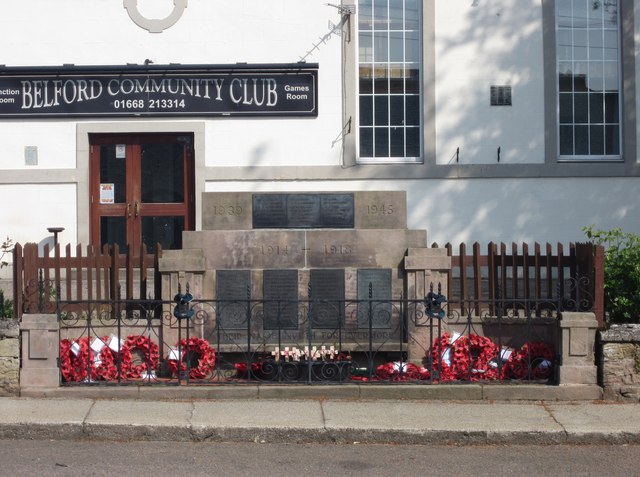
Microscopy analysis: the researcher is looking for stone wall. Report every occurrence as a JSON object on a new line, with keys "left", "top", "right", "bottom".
{"left": 0, "top": 318, "right": 19, "bottom": 396}
{"left": 599, "top": 324, "right": 640, "bottom": 402}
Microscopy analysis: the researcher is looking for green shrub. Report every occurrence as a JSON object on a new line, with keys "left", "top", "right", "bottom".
{"left": 583, "top": 226, "right": 640, "bottom": 324}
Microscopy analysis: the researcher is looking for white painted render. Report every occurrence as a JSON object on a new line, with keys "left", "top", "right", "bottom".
{"left": 0, "top": 0, "right": 638, "bottom": 276}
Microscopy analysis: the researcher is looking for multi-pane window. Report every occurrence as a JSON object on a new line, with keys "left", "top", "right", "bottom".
{"left": 556, "top": 0, "right": 621, "bottom": 159}
{"left": 358, "top": 0, "right": 421, "bottom": 162}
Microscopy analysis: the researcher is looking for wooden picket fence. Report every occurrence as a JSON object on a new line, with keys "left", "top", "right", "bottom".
{"left": 12, "top": 241, "right": 604, "bottom": 326}
{"left": 13, "top": 243, "right": 161, "bottom": 316}
{"left": 438, "top": 242, "right": 604, "bottom": 326}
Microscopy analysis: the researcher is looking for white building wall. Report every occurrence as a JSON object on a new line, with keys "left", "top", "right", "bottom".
{"left": 434, "top": 0, "right": 546, "bottom": 165}
{"left": 0, "top": 0, "right": 638, "bottom": 277}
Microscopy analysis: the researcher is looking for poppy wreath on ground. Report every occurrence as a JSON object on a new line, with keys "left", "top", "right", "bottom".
{"left": 467, "top": 334, "right": 500, "bottom": 381}
{"left": 234, "top": 361, "right": 263, "bottom": 379}
{"left": 92, "top": 336, "right": 132, "bottom": 381}
{"left": 60, "top": 337, "right": 94, "bottom": 382}
{"left": 168, "top": 337, "right": 216, "bottom": 379}
{"left": 429, "top": 333, "right": 501, "bottom": 382}
{"left": 375, "top": 361, "right": 431, "bottom": 381}
{"left": 124, "top": 335, "right": 160, "bottom": 379}
{"left": 503, "top": 341, "right": 554, "bottom": 380}
{"left": 429, "top": 332, "right": 465, "bottom": 381}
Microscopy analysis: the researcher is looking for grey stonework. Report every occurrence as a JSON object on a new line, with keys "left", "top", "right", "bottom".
{"left": 599, "top": 324, "right": 640, "bottom": 402}
{"left": 0, "top": 318, "right": 19, "bottom": 396}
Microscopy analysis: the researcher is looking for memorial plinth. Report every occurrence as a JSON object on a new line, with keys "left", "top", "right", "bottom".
{"left": 160, "top": 191, "right": 449, "bottom": 363}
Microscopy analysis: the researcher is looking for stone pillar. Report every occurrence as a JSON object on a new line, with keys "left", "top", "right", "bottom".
{"left": 403, "top": 248, "right": 451, "bottom": 365}
{"left": 20, "top": 314, "right": 60, "bottom": 388}
{"left": 158, "top": 248, "right": 207, "bottom": 348}
{"left": 558, "top": 312, "right": 598, "bottom": 385}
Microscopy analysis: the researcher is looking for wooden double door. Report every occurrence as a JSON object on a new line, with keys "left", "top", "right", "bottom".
{"left": 90, "top": 133, "right": 194, "bottom": 253}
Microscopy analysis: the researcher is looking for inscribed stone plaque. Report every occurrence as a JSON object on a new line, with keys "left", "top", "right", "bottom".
{"left": 252, "top": 194, "right": 287, "bottom": 228}
{"left": 252, "top": 193, "right": 354, "bottom": 228}
{"left": 309, "top": 269, "right": 345, "bottom": 329}
{"left": 287, "top": 194, "right": 321, "bottom": 227}
{"left": 357, "top": 269, "right": 392, "bottom": 329}
{"left": 216, "top": 270, "right": 251, "bottom": 329}
{"left": 320, "top": 194, "right": 354, "bottom": 228}
{"left": 264, "top": 269, "right": 298, "bottom": 330}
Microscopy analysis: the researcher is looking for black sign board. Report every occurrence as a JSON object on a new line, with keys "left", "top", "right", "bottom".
{"left": 357, "top": 269, "right": 392, "bottom": 329}
{"left": 0, "top": 64, "right": 317, "bottom": 118}
{"left": 263, "top": 269, "right": 298, "bottom": 330}
{"left": 253, "top": 193, "right": 354, "bottom": 229}
{"left": 216, "top": 270, "right": 251, "bottom": 329}
{"left": 309, "top": 269, "right": 345, "bottom": 329}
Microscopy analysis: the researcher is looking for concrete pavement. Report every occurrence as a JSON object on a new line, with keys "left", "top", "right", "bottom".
{"left": 1, "top": 386, "right": 639, "bottom": 445}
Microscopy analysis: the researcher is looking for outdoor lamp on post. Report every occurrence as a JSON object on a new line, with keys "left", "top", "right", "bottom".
{"left": 47, "top": 227, "right": 65, "bottom": 247}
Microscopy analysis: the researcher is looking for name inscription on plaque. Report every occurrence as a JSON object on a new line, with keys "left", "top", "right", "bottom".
{"left": 253, "top": 193, "right": 354, "bottom": 229}
{"left": 216, "top": 270, "right": 251, "bottom": 329}
{"left": 357, "top": 269, "right": 392, "bottom": 329}
{"left": 263, "top": 269, "right": 298, "bottom": 330}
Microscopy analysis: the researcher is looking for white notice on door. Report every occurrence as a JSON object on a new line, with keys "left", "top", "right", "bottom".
{"left": 115, "top": 144, "right": 126, "bottom": 158}
{"left": 100, "top": 183, "right": 115, "bottom": 204}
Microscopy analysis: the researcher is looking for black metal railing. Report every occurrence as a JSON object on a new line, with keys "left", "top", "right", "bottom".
{"left": 53, "top": 280, "right": 578, "bottom": 387}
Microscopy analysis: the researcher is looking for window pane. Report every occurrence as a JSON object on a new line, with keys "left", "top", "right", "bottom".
{"left": 405, "top": 0, "right": 420, "bottom": 30}
{"left": 359, "top": 0, "right": 373, "bottom": 30}
{"left": 389, "top": 2, "right": 403, "bottom": 30}
{"left": 560, "top": 125, "right": 574, "bottom": 155}
{"left": 604, "top": 92, "right": 618, "bottom": 123}
{"left": 605, "top": 125, "right": 619, "bottom": 154}
{"left": 141, "top": 144, "right": 184, "bottom": 203}
{"left": 359, "top": 32, "right": 373, "bottom": 62}
{"left": 405, "top": 67, "right": 420, "bottom": 94}
{"left": 406, "top": 127, "right": 420, "bottom": 157}
{"left": 574, "top": 125, "right": 589, "bottom": 155}
{"left": 360, "top": 128, "right": 373, "bottom": 157}
{"left": 374, "top": 96, "right": 389, "bottom": 125}
{"left": 373, "top": 32, "right": 389, "bottom": 62}
{"left": 360, "top": 96, "right": 373, "bottom": 126}
{"left": 389, "top": 32, "right": 404, "bottom": 62}
{"left": 574, "top": 94, "right": 588, "bottom": 123}
{"left": 390, "top": 127, "right": 404, "bottom": 156}
{"left": 405, "top": 95, "right": 420, "bottom": 126}
{"left": 374, "top": 127, "right": 389, "bottom": 157}
{"left": 589, "top": 93, "right": 604, "bottom": 123}
{"left": 100, "top": 146, "right": 126, "bottom": 204}
{"left": 390, "top": 96, "right": 404, "bottom": 125}
{"left": 405, "top": 31, "right": 420, "bottom": 62}
{"left": 374, "top": 0, "right": 388, "bottom": 29}
{"left": 559, "top": 94, "right": 573, "bottom": 123}
{"left": 589, "top": 125, "right": 604, "bottom": 155}
{"left": 100, "top": 216, "right": 127, "bottom": 252}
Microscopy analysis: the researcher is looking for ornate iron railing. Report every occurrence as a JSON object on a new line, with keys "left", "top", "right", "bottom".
{"left": 54, "top": 280, "right": 581, "bottom": 387}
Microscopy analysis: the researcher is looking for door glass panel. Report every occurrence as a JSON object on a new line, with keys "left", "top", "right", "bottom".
{"left": 141, "top": 216, "right": 184, "bottom": 253}
{"left": 141, "top": 144, "right": 185, "bottom": 203}
{"left": 100, "top": 145, "right": 126, "bottom": 204}
{"left": 100, "top": 216, "right": 127, "bottom": 252}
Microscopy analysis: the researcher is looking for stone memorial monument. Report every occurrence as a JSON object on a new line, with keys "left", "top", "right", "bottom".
{"left": 159, "top": 191, "right": 450, "bottom": 364}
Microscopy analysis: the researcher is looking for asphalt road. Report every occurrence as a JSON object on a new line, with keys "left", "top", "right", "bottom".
{"left": 1, "top": 440, "right": 639, "bottom": 477}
